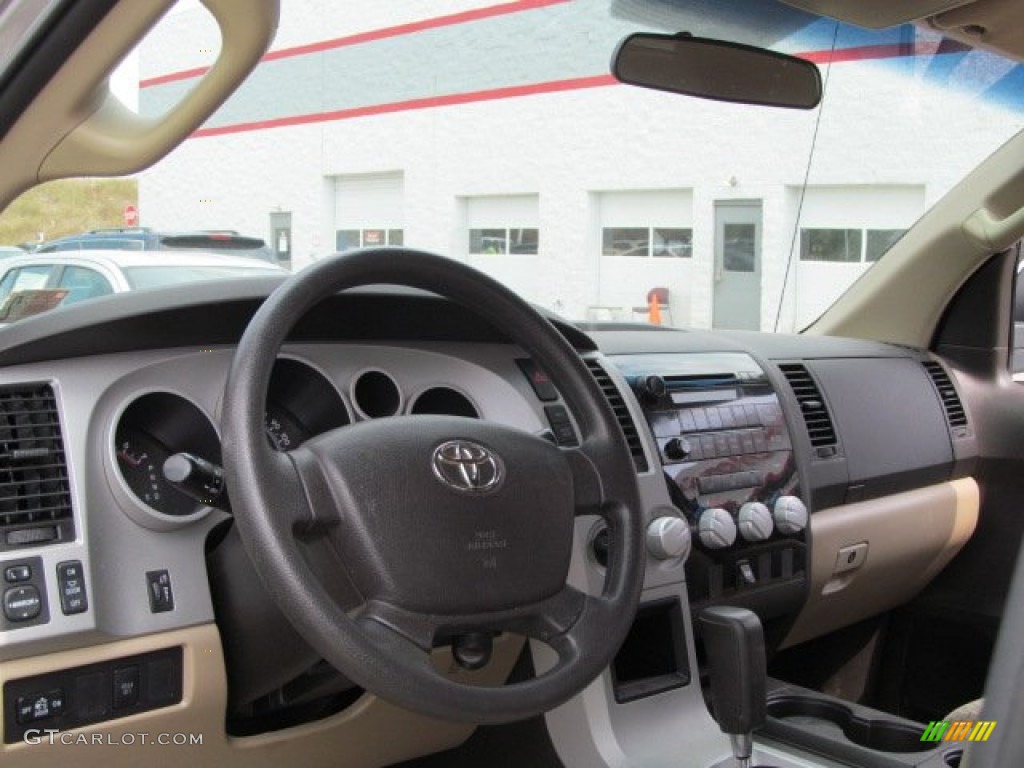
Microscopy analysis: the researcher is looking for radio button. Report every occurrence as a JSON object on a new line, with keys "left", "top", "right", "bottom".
{"left": 707, "top": 409, "right": 723, "bottom": 430}
{"left": 679, "top": 410, "right": 697, "bottom": 433}
{"left": 662, "top": 437, "right": 691, "bottom": 462}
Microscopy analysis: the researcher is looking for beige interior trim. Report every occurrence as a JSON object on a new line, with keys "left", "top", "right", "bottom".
{"left": 782, "top": 478, "right": 979, "bottom": 648}
{"left": 1, "top": 624, "right": 523, "bottom": 767}
{"left": 929, "top": 0, "right": 1024, "bottom": 67}
{"left": 0, "top": 0, "right": 278, "bottom": 211}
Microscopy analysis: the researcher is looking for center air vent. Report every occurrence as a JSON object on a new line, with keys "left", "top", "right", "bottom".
{"left": 778, "top": 363, "right": 838, "bottom": 456}
{"left": 922, "top": 361, "right": 969, "bottom": 435}
{"left": 584, "top": 358, "right": 649, "bottom": 472}
{"left": 0, "top": 383, "right": 74, "bottom": 550}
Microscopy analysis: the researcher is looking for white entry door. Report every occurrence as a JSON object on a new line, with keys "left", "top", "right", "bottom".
{"left": 713, "top": 200, "right": 762, "bottom": 330}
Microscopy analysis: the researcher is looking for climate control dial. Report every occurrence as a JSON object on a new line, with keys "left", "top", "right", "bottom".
{"left": 698, "top": 508, "right": 737, "bottom": 550}
{"left": 773, "top": 495, "right": 808, "bottom": 535}
{"left": 738, "top": 501, "right": 774, "bottom": 542}
{"left": 646, "top": 515, "right": 692, "bottom": 561}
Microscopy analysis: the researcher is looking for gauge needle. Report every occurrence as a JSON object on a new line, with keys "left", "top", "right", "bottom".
{"left": 118, "top": 446, "right": 147, "bottom": 467}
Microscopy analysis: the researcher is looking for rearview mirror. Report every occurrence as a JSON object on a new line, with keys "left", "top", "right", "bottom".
{"left": 612, "top": 33, "right": 822, "bottom": 110}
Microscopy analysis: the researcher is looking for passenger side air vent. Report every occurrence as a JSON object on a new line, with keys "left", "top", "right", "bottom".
{"left": 778, "top": 363, "right": 838, "bottom": 456}
{"left": 584, "top": 358, "right": 649, "bottom": 472}
{"left": 922, "top": 361, "right": 968, "bottom": 434}
{"left": 0, "top": 383, "right": 74, "bottom": 550}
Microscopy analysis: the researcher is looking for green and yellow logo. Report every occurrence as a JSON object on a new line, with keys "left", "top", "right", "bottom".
{"left": 921, "top": 721, "right": 997, "bottom": 743}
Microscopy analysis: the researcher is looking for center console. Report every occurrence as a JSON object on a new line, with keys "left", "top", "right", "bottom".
{"left": 611, "top": 352, "right": 809, "bottom": 649}
{"left": 540, "top": 349, "right": 965, "bottom": 768}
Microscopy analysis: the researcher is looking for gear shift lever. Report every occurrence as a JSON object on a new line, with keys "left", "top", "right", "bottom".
{"left": 699, "top": 606, "right": 767, "bottom": 768}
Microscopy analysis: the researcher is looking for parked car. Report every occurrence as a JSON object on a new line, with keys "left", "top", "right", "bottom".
{"left": 0, "top": 2, "right": 1022, "bottom": 768}
{"left": 35, "top": 228, "right": 280, "bottom": 265}
{"left": 0, "top": 250, "right": 285, "bottom": 320}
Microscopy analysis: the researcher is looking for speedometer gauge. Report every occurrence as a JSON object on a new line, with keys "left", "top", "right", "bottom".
{"left": 115, "top": 426, "right": 197, "bottom": 517}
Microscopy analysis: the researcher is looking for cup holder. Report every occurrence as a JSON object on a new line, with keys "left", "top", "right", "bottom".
{"left": 767, "top": 696, "right": 935, "bottom": 753}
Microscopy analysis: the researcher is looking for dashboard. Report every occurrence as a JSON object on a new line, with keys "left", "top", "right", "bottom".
{"left": 0, "top": 281, "right": 981, "bottom": 766}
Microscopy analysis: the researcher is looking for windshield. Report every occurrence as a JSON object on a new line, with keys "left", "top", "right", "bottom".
{"left": 1, "top": 0, "right": 1023, "bottom": 330}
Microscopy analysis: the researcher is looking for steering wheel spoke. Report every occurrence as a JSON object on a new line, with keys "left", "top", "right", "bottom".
{"left": 541, "top": 590, "right": 618, "bottom": 664}
{"left": 357, "top": 600, "right": 442, "bottom": 653}
{"left": 562, "top": 445, "right": 606, "bottom": 517}
{"left": 284, "top": 444, "right": 342, "bottom": 532}
{"left": 505, "top": 583, "right": 590, "bottom": 640}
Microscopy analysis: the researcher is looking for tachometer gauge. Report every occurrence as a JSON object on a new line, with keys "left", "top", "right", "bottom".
{"left": 115, "top": 427, "right": 197, "bottom": 517}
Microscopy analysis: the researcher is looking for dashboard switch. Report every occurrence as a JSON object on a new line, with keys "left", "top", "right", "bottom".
{"left": 738, "top": 502, "right": 774, "bottom": 542}
{"left": 112, "top": 666, "right": 140, "bottom": 709}
{"left": 146, "top": 570, "right": 175, "bottom": 613}
{"left": 698, "top": 508, "right": 737, "bottom": 550}
{"left": 15, "top": 690, "right": 63, "bottom": 724}
{"left": 543, "top": 405, "right": 579, "bottom": 447}
{"left": 516, "top": 359, "right": 558, "bottom": 402}
{"left": 646, "top": 516, "right": 692, "bottom": 561}
{"left": 736, "top": 559, "right": 757, "bottom": 587}
{"left": 57, "top": 560, "right": 88, "bottom": 615}
{"left": 773, "top": 496, "right": 808, "bottom": 535}
{"left": 4, "top": 564, "right": 31, "bottom": 583}
{"left": 4, "top": 585, "right": 41, "bottom": 622}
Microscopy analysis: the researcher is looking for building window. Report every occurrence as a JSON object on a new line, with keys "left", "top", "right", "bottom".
{"left": 602, "top": 227, "right": 692, "bottom": 258}
{"left": 800, "top": 228, "right": 862, "bottom": 262}
{"left": 469, "top": 227, "right": 539, "bottom": 255}
{"left": 335, "top": 228, "right": 404, "bottom": 251}
{"left": 800, "top": 227, "right": 906, "bottom": 263}
{"left": 865, "top": 229, "right": 905, "bottom": 261}
{"left": 465, "top": 195, "right": 540, "bottom": 256}
{"left": 334, "top": 171, "right": 404, "bottom": 253}
{"left": 722, "top": 224, "right": 755, "bottom": 271}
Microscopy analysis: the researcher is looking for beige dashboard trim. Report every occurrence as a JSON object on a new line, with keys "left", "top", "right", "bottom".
{"left": 782, "top": 478, "right": 979, "bottom": 649}
{"left": 1, "top": 624, "right": 523, "bottom": 767}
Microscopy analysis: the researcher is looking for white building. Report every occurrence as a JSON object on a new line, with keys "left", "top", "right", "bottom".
{"left": 137, "top": 0, "right": 1024, "bottom": 331}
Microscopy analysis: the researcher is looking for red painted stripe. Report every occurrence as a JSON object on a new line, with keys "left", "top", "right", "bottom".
{"left": 140, "top": 0, "right": 569, "bottom": 88}
{"left": 191, "top": 74, "right": 616, "bottom": 138}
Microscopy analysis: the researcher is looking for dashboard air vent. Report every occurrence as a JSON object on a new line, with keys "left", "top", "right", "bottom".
{"left": 778, "top": 363, "right": 838, "bottom": 454}
{"left": 0, "top": 383, "right": 74, "bottom": 549}
{"left": 922, "top": 361, "right": 968, "bottom": 433}
{"left": 584, "top": 358, "right": 649, "bottom": 472}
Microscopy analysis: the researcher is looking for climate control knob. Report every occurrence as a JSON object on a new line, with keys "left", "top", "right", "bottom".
{"left": 738, "top": 501, "right": 774, "bottom": 542}
{"left": 698, "top": 508, "right": 737, "bottom": 550}
{"left": 773, "top": 495, "right": 809, "bottom": 535}
{"left": 646, "top": 515, "right": 692, "bottom": 561}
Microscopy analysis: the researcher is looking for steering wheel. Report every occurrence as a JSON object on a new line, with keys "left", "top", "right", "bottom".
{"left": 220, "top": 248, "right": 645, "bottom": 724}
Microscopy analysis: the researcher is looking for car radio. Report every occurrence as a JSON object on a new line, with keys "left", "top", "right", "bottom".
{"left": 608, "top": 353, "right": 808, "bottom": 626}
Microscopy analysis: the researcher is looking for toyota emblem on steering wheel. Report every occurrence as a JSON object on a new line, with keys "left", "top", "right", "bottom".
{"left": 432, "top": 440, "right": 504, "bottom": 493}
